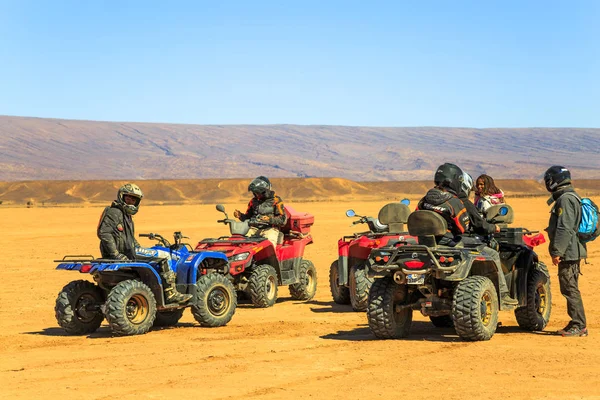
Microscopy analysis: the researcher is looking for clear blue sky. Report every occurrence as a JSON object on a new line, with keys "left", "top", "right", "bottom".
{"left": 1, "top": 0, "right": 598, "bottom": 127}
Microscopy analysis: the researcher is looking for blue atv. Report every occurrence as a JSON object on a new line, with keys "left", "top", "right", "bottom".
{"left": 54, "top": 231, "right": 237, "bottom": 336}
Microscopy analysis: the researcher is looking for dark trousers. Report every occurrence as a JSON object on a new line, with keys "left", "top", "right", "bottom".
{"left": 558, "top": 260, "right": 586, "bottom": 329}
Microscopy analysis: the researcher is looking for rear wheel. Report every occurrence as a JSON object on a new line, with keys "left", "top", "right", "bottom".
{"left": 515, "top": 265, "right": 552, "bottom": 331}
{"left": 105, "top": 280, "right": 157, "bottom": 336}
{"left": 192, "top": 273, "right": 237, "bottom": 327}
{"left": 248, "top": 265, "right": 278, "bottom": 308}
{"left": 367, "top": 278, "right": 412, "bottom": 339}
{"left": 289, "top": 259, "right": 318, "bottom": 300}
{"left": 452, "top": 276, "right": 498, "bottom": 341}
{"left": 349, "top": 264, "right": 373, "bottom": 311}
{"left": 55, "top": 280, "right": 104, "bottom": 335}
{"left": 329, "top": 260, "right": 350, "bottom": 304}
{"left": 429, "top": 315, "right": 454, "bottom": 328}
{"left": 153, "top": 308, "right": 184, "bottom": 327}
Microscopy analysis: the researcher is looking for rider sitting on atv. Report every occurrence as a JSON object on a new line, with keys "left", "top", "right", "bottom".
{"left": 233, "top": 176, "right": 288, "bottom": 247}
{"left": 97, "top": 183, "right": 192, "bottom": 304}
{"left": 417, "top": 163, "right": 518, "bottom": 307}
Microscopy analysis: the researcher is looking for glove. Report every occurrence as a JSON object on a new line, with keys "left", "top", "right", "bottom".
{"left": 113, "top": 253, "right": 129, "bottom": 261}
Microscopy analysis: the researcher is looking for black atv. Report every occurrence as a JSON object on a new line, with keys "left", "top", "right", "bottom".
{"left": 366, "top": 204, "right": 551, "bottom": 341}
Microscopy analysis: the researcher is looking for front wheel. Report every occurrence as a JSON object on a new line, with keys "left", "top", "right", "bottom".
{"left": 514, "top": 265, "right": 552, "bottom": 331}
{"left": 452, "top": 276, "right": 498, "bottom": 341}
{"left": 367, "top": 278, "right": 412, "bottom": 339}
{"left": 105, "top": 280, "right": 157, "bottom": 336}
{"left": 349, "top": 264, "right": 373, "bottom": 312}
{"left": 55, "top": 280, "right": 105, "bottom": 335}
{"left": 289, "top": 259, "right": 318, "bottom": 300}
{"left": 192, "top": 273, "right": 237, "bottom": 327}
{"left": 329, "top": 260, "right": 351, "bottom": 304}
{"left": 248, "top": 265, "right": 278, "bottom": 308}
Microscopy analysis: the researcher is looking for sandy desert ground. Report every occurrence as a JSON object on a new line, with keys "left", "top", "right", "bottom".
{"left": 1, "top": 198, "right": 599, "bottom": 400}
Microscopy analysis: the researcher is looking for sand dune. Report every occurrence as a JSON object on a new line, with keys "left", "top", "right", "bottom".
{"left": 1, "top": 177, "right": 599, "bottom": 206}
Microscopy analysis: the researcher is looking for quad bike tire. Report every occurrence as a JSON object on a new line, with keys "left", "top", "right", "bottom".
{"left": 289, "top": 259, "right": 318, "bottom": 300}
{"left": 367, "top": 278, "right": 412, "bottom": 339}
{"left": 192, "top": 273, "right": 237, "bottom": 327}
{"left": 248, "top": 264, "right": 278, "bottom": 308}
{"left": 55, "top": 280, "right": 105, "bottom": 335}
{"left": 514, "top": 265, "right": 552, "bottom": 331}
{"left": 429, "top": 315, "right": 454, "bottom": 328}
{"left": 452, "top": 276, "right": 499, "bottom": 341}
{"left": 329, "top": 260, "right": 351, "bottom": 305}
{"left": 153, "top": 308, "right": 185, "bottom": 327}
{"left": 105, "top": 280, "right": 157, "bottom": 336}
{"left": 349, "top": 264, "right": 373, "bottom": 312}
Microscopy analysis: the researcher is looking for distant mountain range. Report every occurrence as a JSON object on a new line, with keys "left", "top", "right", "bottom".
{"left": 1, "top": 115, "right": 599, "bottom": 181}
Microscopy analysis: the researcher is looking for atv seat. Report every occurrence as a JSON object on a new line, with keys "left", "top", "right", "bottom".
{"left": 407, "top": 210, "right": 448, "bottom": 247}
{"left": 378, "top": 203, "right": 411, "bottom": 233}
{"left": 454, "top": 235, "right": 485, "bottom": 249}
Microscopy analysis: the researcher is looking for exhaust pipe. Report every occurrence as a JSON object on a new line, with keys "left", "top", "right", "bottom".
{"left": 393, "top": 271, "right": 406, "bottom": 284}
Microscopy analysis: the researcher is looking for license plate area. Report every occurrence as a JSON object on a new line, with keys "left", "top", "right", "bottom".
{"left": 406, "top": 273, "right": 425, "bottom": 285}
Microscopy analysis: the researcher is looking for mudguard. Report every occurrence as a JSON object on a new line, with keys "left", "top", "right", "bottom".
{"left": 178, "top": 251, "right": 229, "bottom": 284}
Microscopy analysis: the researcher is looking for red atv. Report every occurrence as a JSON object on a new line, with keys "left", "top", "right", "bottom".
{"left": 194, "top": 204, "right": 317, "bottom": 308}
{"left": 329, "top": 201, "right": 414, "bottom": 311}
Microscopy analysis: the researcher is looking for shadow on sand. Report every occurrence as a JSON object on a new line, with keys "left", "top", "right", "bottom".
{"left": 306, "top": 300, "right": 355, "bottom": 314}
{"left": 23, "top": 322, "right": 198, "bottom": 339}
{"left": 321, "top": 321, "right": 557, "bottom": 342}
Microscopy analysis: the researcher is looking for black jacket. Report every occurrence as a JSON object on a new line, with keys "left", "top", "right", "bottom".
{"left": 97, "top": 201, "right": 140, "bottom": 259}
{"left": 418, "top": 187, "right": 470, "bottom": 236}
{"left": 240, "top": 190, "right": 287, "bottom": 227}
{"left": 547, "top": 185, "right": 587, "bottom": 261}
{"left": 459, "top": 194, "right": 497, "bottom": 235}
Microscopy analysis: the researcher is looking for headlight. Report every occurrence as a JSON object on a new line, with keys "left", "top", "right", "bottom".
{"left": 229, "top": 252, "right": 250, "bottom": 261}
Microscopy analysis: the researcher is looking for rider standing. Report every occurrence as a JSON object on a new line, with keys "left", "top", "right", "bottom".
{"left": 97, "top": 183, "right": 192, "bottom": 304}
{"left": 234, "top": 176, "right": 287, "bottom": 247}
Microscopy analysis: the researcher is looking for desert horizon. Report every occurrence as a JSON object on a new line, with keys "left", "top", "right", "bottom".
{"left": 2, "top": 177, "right": 600, "bottom": 207}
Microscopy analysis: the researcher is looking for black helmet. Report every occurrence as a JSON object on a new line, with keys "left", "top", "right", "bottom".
{"left": 116, "top": 183, "right": 144, "bottom": 215}
{"left": 434, "top": 163, "right": 464, "bottom": 195}
{"left": 544, "top": 166, "right": 571, "bottom": 192}
{"left": 248, "top": 176, "right": 271, "bottom": 196}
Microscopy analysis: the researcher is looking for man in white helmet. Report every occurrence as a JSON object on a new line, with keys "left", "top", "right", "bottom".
{"left": 97, "top": 183, "right": 192, "bottom": 304}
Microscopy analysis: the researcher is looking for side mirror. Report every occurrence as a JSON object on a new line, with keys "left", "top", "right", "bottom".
{"left": 400, "top": 198, "right": 410, "bottom": 206}
{"left": 216, "top": 204, "right": 225, "bottom": 213}
{"left": 346, "top": 210, "right": 356, "bottom": 218}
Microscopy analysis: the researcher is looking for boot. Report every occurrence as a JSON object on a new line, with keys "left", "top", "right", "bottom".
{"left": 501, "top": 293, "right": 518, "bottom": 307}
{"left": 161, "top": 270, "right": 193, "bottom": 304}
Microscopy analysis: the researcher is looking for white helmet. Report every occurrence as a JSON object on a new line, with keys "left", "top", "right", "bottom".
{"left": 460, "top": 172, "right": 474, "bottom": 198}
{"left": 117, "top": 183, "right": 144, "bottom": 215}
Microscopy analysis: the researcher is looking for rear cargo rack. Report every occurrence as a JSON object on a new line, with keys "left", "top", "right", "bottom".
{"left": 53, "top": 255, "right": 95, "bottom": 263}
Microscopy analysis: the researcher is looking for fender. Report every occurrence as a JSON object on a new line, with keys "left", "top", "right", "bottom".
{"left": 179, "top": 251, "right": 229, "bottom": 284}
{"left": 444, "top": 254, "right": 497, "bottom": 282}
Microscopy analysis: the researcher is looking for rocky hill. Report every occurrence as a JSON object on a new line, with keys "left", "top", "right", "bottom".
{"left": 1, "top": 115, "right": 599, "bottom": 181}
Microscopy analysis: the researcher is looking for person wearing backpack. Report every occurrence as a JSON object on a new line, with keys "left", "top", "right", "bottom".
{"left": 544, "top": 166, "right": 588, "bottom": 337}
